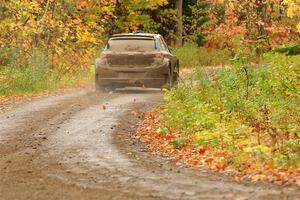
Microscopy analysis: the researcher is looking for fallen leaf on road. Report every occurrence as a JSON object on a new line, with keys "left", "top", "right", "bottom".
{"left": 131, "top": 111, "right": 138, "bottom": 116}
{"left": 197, "top": 147, "right": 206, "bottom": 154}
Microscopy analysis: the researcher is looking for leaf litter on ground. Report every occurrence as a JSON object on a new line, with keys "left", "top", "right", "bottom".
{"left": 133, "top": 110, "right": 300, "bottom": 187}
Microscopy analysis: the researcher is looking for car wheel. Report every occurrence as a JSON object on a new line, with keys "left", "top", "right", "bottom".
{"left": 172, "top": 63, "right": 179, "bottom": 87}
{"left": 95, "top": 75, "right": 115, "bottom": 93}
{"left": 96, "top": 84, "right": 116, "bottom": 93}
{"left": 163, "top": 69, "right": 173, "bottom": 90}
{"left": 95, "top": 85, "right": 106, "bottom": 92}
{"left": 105, "top": 86, "right": 116, "bottom": 93}
{"left": 95, "top": 75, "right": 105, "bottom": 92}
{"left": 173, "top": 71, "right": 179, "bottom": 86}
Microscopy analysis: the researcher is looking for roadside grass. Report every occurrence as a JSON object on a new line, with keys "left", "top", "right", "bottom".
{"left": 148, "top": 52, "right": 300, "bottom": 184}
{"left": 0, "top": 50, "right": 94, "bottom": 97}
{"left": 175, "top": 43, "right": 232, "bottom": 68}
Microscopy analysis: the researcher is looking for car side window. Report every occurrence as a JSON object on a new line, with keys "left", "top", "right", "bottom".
{"left": 155, "top": 38, "right": 163, "bottom": 50}
{"left": 155, "top": 39, "right": 162, "bottom": 50}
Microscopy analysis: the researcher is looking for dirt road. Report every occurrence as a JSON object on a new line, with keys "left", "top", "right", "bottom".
{"left": 0, "top": 89, "right": 299, "bottom": 200}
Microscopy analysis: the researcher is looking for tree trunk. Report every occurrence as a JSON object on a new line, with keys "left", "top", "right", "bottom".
{"left": 256, "top": 0, "right": 267, "bottom": 37}
{"left": 223, "top": 0, "right": 228, "bottom": 23}
{"left": 175, "top": 0, "right": 183, "bottom": 47}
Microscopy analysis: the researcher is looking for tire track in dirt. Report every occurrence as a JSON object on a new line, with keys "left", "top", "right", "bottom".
{"left": 0, "top": 89, "right": 299, "bottom": 200}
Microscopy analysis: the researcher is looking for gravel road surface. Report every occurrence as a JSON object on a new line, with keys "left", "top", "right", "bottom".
{"left": 0, "top": 89, "right": 299, "bottom": 200}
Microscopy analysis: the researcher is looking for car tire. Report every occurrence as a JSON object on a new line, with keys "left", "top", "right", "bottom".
{"left": 95, "top": 82, "right": 105, "bottom": 92}
{"left": 95, "top": 74, "right": 115, "bottom": 92}
{"left": 105, "top": 86, "right": 116, "bottom": 92}
{"left": 173, "top": 71, "right": 179, "bottom": 86}
{"left": 172, "top": 62, "right": 179, "bottom": 87}
{"left": 163, "top": 68, "right": 173, "bottom": 90}
{"left": 96, "top": 84, "right": 116, "bottom": 93}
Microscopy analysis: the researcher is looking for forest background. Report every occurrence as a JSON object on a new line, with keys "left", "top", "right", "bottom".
{"left": 0, "top": 0, "right": 299, "bottom": 95}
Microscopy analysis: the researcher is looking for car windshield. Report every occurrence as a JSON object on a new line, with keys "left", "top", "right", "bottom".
{"left": 108, "top": 38, "right": 155, "bottom": 52}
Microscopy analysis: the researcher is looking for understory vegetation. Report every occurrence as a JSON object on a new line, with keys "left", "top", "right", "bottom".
{"left": 0, "top": 50, "right": 93, "bottom": 96}
{"left": 175, "top": 44, "right": 232, "bottom": 67}
{"left": 160, "top": 52, "right": 300, "bottom": 170}
{"left": 1, "top": 0, "right": 299, "bottom": 97}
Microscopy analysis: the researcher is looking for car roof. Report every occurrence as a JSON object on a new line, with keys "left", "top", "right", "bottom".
{"left": 110, "top": 33, "right": 160, "bottom": 39}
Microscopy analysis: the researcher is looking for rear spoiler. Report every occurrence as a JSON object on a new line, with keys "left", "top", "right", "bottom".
{"left": 110, "top": 37, "right": 154, "bottom": 41}
{"left": 111, "top": 35, "right": 154, "bottom": 39}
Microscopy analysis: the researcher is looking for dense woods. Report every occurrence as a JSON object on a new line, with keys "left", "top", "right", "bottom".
{"left": 1, "top": 0, "right": 299, "bottom": 75}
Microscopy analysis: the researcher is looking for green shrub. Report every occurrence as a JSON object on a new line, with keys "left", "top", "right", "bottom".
{"left": 175, "top": 43, "right": 232, "bottom": 68}
{"left": 161, "top": 52, "right": 300, "bottom": 168}
{"left": 0, "top": 49, "right": 93, "bottom": 96}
